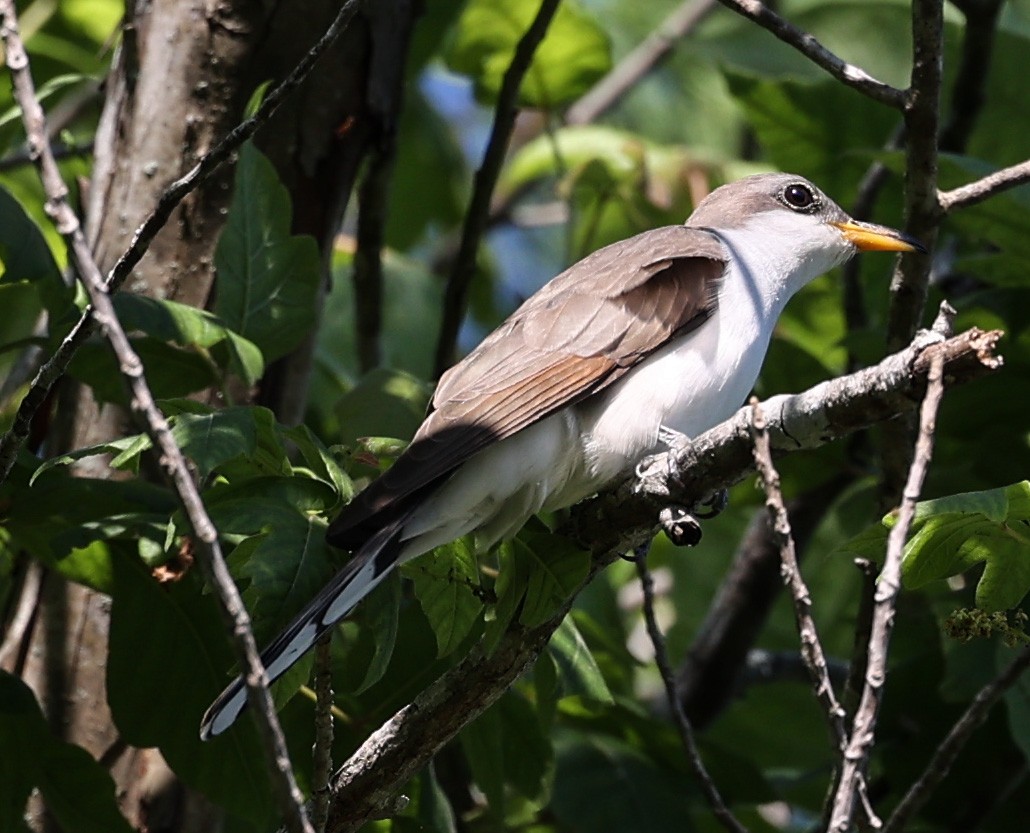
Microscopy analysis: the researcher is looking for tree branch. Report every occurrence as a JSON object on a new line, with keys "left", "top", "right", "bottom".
{"left": 0, "top": 4, "right": 315, "bottom": 831}
{"left": 566, "top": 0, "right": 719, "bottom": 125}
{"left": 938, "top": 158, "right": 1030, "bottom": 212}
{"left": 433, "top": 0, "right": 562, "bottom": 378}
{"left": 321, "top": 326, "right": 1001, "bottom": 829}
{"left": 714, "top": 0, "right": 906, "bottom": 108}
{"left": 0, "top": 0, "right": 362, "bottom": 488}
{"left": 882, "top": 644, "right": 1030, "bottom": 833}
{"left": 676, "top": 479, "right": 846, "bottom": 729}
{"left": 635, "top": 548, "right": 749, "bottom": 833}
{"left": 939, "top": 0, "right": 1004, "bottom": 153}
{"left": 749, "top": 399, "right": 848, "bottom": 749}
{"left": 828, "top": 351, "right": 947, "bottom": 832}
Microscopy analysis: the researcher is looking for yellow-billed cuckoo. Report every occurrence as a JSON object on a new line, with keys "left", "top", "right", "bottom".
{"left": 201, "top": 172, "right": 923, "bottom": 738}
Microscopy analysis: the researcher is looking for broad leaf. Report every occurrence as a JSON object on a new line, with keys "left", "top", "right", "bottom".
{"left": 840, "top": 481, "right": 1030, "bottom": 611}
{"left": 0, "top": 672, "right": 132, "bottom": 833}
{"left": 114, "top": 293, "right": 264, "bottom": 385}
{"left": 407, "top": 537, "right": 484, "bottom": 657}
{"left": 214, "top": 142, "right": 320, "bottom": 361}
{"left": 546, "top": 614, "right": 613, "bottom": 704}
{"left": 107, "top": 556, "right": 288, "bottom": 823}
{"left": 445, "top": 0, "right": 611, "bottom": 107}
{"left": 517, "top": 531, "right": 590, "bottom": 628}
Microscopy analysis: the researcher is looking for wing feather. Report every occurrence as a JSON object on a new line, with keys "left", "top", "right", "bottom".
{"left": 327, "top": 225, "right": 726, "bottom": 548}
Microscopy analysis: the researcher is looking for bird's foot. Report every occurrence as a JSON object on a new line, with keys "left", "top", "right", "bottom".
{"left": 633, "top": 425, "right": 694, "bottom": 497}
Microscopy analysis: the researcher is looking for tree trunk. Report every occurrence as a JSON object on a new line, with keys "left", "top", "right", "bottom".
{"left": 15, "top": 0, "right": 419, "bottom": 828}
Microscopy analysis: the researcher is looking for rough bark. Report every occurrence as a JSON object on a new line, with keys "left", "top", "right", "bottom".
{"left": 16, "top": 1, "right": 421, "bottom": 828}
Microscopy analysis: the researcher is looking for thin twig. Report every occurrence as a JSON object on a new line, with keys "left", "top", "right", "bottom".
{"left": 748, "top": 398, "right": 848, "bottom": 749}
{"left": 842, "top": 559, "right": 877, "bottom": 722}
{"left": 635, "top": 545, "right": 749, "bottom": 833}
{"left": 0, "top": 0, "right": 362, "bottom": 488}
{"left": 885, "top": 0, "right": 944, "bottom": 352}
{"left": 352, "top": 143, "right": 395, "bottom": 373}
{"left": 676, "top": 479, "right": 846, "bottom": 729}
{"left": 0, "top": 560, "right": 44, "bottom": 672}
{"left": 939, "top": 0, "right": 1004, "bottom": 153}
{"left": 938, "top": 158, "right": 1030, "bottom": 213}
{"left": 714, "top": 0, "right": 906, "bottom": 108}
{"left": 882, "top": 644, "right": 1030, "bottom": 833}
{"left": 433, "top": 0, "right": 562, "bottom": 377}
{"left": 880, "top": 0, "right": 945, "bottom": 510}
{"left": 828, "top": 353, "right": 947, "bottom": 832}
{"left": 566, "top": 0, "right": 718, "bottom": 125}
{"left": 312, "top": 634, "right": 335, "bottom": 833}
{"left": 0, "top": 138, "right": 93, "bottom": 171}
{"left": 0, "top": 5, "right": 314, "bottom": 832}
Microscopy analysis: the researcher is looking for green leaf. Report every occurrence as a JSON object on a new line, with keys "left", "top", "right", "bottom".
{"left": 333, "top": 367, "right": 431, "bottom": 447}
{"left": 354, "top": 571, "right": 402, "bottom": 694}
{"left": 0, "top": 183, "right": 66, "bottom": 311}
{"left": 724, "top": 72, "right": 895, "bottom": 198}
{"left": 550, "top": 728, "right": 694, "bottom": 831}
{"left": 841, "top": 482, "right": 1030, "bottom": 612}
{"left": 516, "top": 531, "right": 590, "bottom": 628}
{"left": 546, "top": 614, "right": 613, "bottom": 704}
{"left": 214, "top": 142, "right": 321, "bottom": 361}
{"left": 407, "top": 537, "right": 484, "bottom": 657}
{"left": 0, "top": 672, "right": 133, "bottom": 833}
{"left": 113, "top": 294, "right": 264, "bottom": 385}
{"left": 170, "top": 407, "right": 259, "bottom": 479}
{"left": 279, "top": 423, "right": 354, "bottom": 502}
{"left": 460, "top": 689, "right": 553, "bottom": 819}
{"left": 5, "top": 473, "right": 175, "bottom": 592}
{"left": 68, "top": 337, "right": 219, "bottom": 404}
{"left": 107, "top": 556, "right": 279, "bottom": 824}
{"left": 483, "top": 540, "right": 524, "bottom": 655}
{"left": 204, "top": 476, "right": 338, "bottom": 636}
{"left": 445, "top": 0, "right": 611, "bottom": 108}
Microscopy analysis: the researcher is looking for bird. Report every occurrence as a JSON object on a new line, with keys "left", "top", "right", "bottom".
{"left": 200, "top": 172, "right": 923, "bottom": 739}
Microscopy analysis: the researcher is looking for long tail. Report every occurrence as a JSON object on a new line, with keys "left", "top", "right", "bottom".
{"left": 199, "top": 519, "right": 407, "bottom": 739}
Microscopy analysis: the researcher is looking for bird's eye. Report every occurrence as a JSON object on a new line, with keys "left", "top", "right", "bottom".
{"left": 782, "top": 182, "right": 816, "bottom": 210}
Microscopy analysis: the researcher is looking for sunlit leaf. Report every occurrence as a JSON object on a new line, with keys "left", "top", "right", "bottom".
{"left": 445, "top": 0, "right": 611, "bottom": 107}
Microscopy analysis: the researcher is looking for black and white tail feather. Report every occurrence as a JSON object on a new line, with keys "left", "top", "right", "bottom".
{"left": 199, "top": 517, "right": 409, "bottom": 739}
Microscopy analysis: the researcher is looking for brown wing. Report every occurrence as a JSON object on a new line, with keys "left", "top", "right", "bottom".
{"left": 327, "top": 225, "right": 727, "bottom": 549}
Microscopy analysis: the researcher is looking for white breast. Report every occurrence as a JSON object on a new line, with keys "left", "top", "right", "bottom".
{"left": 573, "top": 214, "right": 851, "bottom": 486}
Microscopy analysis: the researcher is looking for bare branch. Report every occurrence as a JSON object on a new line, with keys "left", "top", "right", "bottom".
{"left": 566, "top": 0, "right": 719, "bottom": 125}
{"left": 312, "top": 635, "right": 335, "bottom": 833}
{"left": 714, "top": 0, "right": 906, "bottom": 108}
{"left": 0, "top": 561, "right": 44, "bottom": 672}
{"left": 748, "top": 399, "right": 848, "bottom": 749}
{"left": 939, "top": 0, "right": 1004, "bottom": 153}
{"left": 353, "top": 145, "right": 396, "bottom": 372}
{"left": 939, "top": 159, "right": 1030, "bottom": 213}
{"left": 433, "top": 0, "right": 562, "bottom": 378}
{"left": 885, "top": 0, "right": 945, "bottom": 353}
{"left": 0, "top": 0, "right": 362, "bottom": 488}
{"left": 882, "top": 645, "right": 1030, "bottom": 833}
{"left": 828, "top": 352, "right": 946, "bottom": 832}
{"left": 676, "top": 479, "right": 845, "bottom": 729}
{"left": 0, "top": 5, "right": 314, "bottom": 831}
{"left": 635, "top": 547, "right": 749, "bottom": 833}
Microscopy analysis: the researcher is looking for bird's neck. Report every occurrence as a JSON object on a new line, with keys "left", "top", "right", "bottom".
{"left": 702, "top": 213, "right": 851, "bottom": 322}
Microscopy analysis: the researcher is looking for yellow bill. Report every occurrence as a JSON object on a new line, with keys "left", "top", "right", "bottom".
{"left": 832, "top": 220, "right": 926, "bottom": 253}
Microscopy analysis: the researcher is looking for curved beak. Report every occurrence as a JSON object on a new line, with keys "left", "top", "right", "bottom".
{"left": 832, "top": 220, "right": 927, "bottom": 254}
